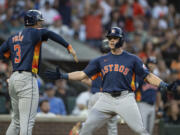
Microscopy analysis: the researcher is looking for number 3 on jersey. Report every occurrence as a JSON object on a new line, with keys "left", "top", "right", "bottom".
{"left": 14, "top": 44, "right": 21, "bottom": 63}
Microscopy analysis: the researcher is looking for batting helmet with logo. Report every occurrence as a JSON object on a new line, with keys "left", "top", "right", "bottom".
{"left": 24, "top": 10, "right": 44, "bottom": 26}
{"left": 106, "top": 27, "right": 125, "bottom": 48}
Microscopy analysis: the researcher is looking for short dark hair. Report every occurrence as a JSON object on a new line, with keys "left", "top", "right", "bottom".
{"left": 39, "top": 99, "right": 49, "bottom": 107}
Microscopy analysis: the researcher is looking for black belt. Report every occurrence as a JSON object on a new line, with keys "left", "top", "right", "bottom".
{"left": 104, "top": 91, "right": 123, "bottom": 97}
{"left": 146, "top": 102, "right": 154, "bottom": 106}
{"left": 14, "top": 70, "right": 37, "bottom": 78}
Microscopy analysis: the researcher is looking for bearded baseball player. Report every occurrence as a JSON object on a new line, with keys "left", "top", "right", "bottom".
{"left": 0, "top": 9, "right": 78, "bottom": 135}
{"left": 45, "top": 27, "right": 170, "bottom": 135}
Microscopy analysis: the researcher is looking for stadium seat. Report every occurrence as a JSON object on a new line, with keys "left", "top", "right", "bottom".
{"left": 0, "top": 96, "right": 7, "bottom": 114}
{"left": 67, "top": 96, "right": 76, "bottom": 114}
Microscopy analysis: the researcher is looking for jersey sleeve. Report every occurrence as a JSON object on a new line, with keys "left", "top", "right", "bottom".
{"left": 39, "top": 28, "right": 69, "bottom": 48}
{"left": 0, "top": 38, "right": 10, "bottom": 59}
{"left": 83, "top": 58, "right": 100, "bottom": 78}
{"left": 134, "top": 56, "right": 149, "bottom": 79}
{"left": 136, "top": 76, "right": 144, "bottom": 89}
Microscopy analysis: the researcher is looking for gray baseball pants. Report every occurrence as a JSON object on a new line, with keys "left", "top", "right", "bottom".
{"left": 88, "top": 92, "right": 118, "bottom": 135}
{"left": 6, "top": 71, "right": 39, "bottom": 135}
{"left": 138, "top": 102, "right": 156, "bottom": 135}
{"left": 80, "top": 91, "right": 149, "bottom": 135}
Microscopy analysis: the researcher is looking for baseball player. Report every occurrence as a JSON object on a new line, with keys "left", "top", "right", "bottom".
{"left": 0, "top": 10, "right": 78, "bottom": 135}
{"left": 70, "top": 41, "right": 118, "bottom": 135}
{"left": 136, "top": 57, "right": 162, "bottom": 135}
{"left": 81, "top": 42, "right": 118, "bottom": 135}
{"left": 45, "top": 27, "right": 169, "bottom": 135}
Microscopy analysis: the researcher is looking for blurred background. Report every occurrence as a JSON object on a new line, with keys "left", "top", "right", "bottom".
{"left": 0, "top": 0, "right": 180, "bottom": 135}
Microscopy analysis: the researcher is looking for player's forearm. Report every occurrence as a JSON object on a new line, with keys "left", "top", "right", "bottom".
{"left": 68, "top": 71, "right": 87, "bottom": 81}
{"left": 145, "top": 73, "right": 163, "bottom": 87}
{"left": 81, "top": 77, "right": 92, "bottom": 87}
{"left": 47, "top": 31, "right": 69, "bottom": 48}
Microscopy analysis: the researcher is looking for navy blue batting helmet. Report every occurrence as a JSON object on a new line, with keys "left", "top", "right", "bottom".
{"left": 106, "top": 27, "right": 125, "bottom": 48}
{"left": 24, "top": 10, "right": 44, "bottom": 26}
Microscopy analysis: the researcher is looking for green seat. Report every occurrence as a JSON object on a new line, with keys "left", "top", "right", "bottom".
{"left": 0, "top": 96, "right": 7, "bottom": 114}
{"left": 159, "top": 119, "right": 180, "bottom": 135}
{"left": 67, "top": 96, "right": 76, "bottom": 114}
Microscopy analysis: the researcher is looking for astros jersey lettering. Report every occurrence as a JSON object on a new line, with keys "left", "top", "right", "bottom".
{"left": 84, "top": 51, "right": 149, "bottom": 92}
{"left": 0, "top": 28, "right": 69, "bottom": 74}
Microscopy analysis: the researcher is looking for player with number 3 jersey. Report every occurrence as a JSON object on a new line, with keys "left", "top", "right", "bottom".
{"left": 0, "top": 9, "right": 78, "bottom": 135}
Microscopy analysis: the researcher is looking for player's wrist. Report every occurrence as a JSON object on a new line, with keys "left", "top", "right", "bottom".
{"left": 61, "top": 73, "right": 68, "bottom": 80}
{"left": 67, "top": 44, "right": 72, "bottom": 52}
{"left": 159, "top": 81, "right": 168, "bottom": 91}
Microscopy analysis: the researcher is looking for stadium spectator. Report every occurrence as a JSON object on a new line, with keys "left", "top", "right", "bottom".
{"left": 83, "top": 0, "right": 103, "bottom": 48}
{"left": 157, "top": 59, "right": 170, "bottom": 81}
{"left": 8, "top": 16, "right": 23, "bottom": 35}
{"left": 40, "top": 1, "right": 59, "bottom": 26}
{"left": 41, "top": 83, "right": 66, "bottom": 115}
{"left": 36, "top": 99, "right": 56, "bottom": 117}
{"left": 55, "top": 0, "right": 72, "bottom": 26}
{"left": 162, "top": 80, "right": 180, "bottom": 124}
{"left": 138, "top": 40, "right": 157, "bottom": 63}
{"left": 55, "top": 79, "right": 76, "bottom": 114}
{"left": 160, "top": 29, "right": 177, "bottom": 67}
{"left": 120, "top": 0, "right": 144, "bottom": 32}
{"left": 162, "top": 70, "right": 180, "bottom": 124}
{"left": 39, "top": 0, "right": 55, "bottom": 9}
{"left": 72, "top": 88, "right": 91, "bottom": 117}
{"left": 100, "top": 0, "right": 113, "bottom": 28}
{"left": 152, "top": 0, "right": 169, "bottom": 19}
{"left": 171, "top": 53, "right": 180, "bottom": 80}
{"left": 48, "top": 15, "right": 74, "bottom": 37}
{"left": 106, "top": 8, "right": 122, "bottom": 30}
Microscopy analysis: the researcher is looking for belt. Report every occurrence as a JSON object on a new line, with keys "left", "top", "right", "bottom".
{"left": 14, "top": 70, "right": 37, "bottom": 78}
{"left": 104, "top": 91, "right": 124, "bottom": 97}
{"left": 146, "top": 102, "right": 154, "bottom": 106}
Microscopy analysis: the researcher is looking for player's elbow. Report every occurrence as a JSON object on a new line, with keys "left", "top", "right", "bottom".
{"left": 69, "top": 71, "right": 87, "bottom": 81}
{"left": 79, "top": 71, "right": 88, "bottom": 80}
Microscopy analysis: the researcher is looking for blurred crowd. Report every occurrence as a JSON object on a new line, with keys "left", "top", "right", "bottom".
{"left": 0, "top": 0, "right": 180, "bottom": 126}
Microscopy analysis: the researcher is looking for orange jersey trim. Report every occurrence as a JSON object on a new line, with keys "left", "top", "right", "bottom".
{"left": 91, "top": 72, "right": 102, "bottom": 80}
{"left": 67, "top": 44, "right": 72, "bottom": 52}
{"left": 4, "top": 50, "right": 10, "bottom": 58}
{"left": 136, "top": 90, "right": 141, "bottom": 101}
{"left": 32, "top": 42, "right": 42, "bottom": 74}
{"left": 131, "top": 72, "right": 136, "bottom": 91}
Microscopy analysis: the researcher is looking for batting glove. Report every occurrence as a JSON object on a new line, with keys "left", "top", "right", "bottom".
{"left": 159, "top": 81, "right": 178, "bottom": 92}
{"left": 45, "top": 67, "right": 68, "bottom": 80}
{"left": 159, "top": 81, "right": 169, "bottom": 92}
